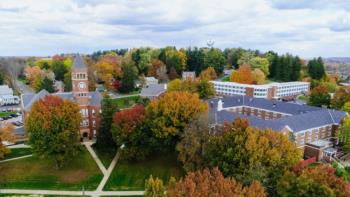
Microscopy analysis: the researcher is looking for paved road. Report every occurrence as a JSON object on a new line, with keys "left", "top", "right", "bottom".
{"left": 0, "top": 154, "right": 32, "bottom": 163}
{"left": 16, "top": 80, "right": 34, "bottom": 94}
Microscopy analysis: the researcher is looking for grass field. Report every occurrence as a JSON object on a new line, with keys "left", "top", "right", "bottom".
{"left": 0, "top": 195, "right": 90, "bottom": 197}
{"left": 92, "top": 146, "right": 117, "bottom": 169}
{"left": 112, "top": 96, "right": 140, "bottom": 109}
{"left": 0, "top": 147, "right": 103, "bottom": 190}
{"left": 0, "top": 112, "right": 16, "bottom": 117}
{"left": 2, "top": 148, "right": 32, "bottom": 160}
{"left": 104, "top": 153, "right": 184, "bottom": 191}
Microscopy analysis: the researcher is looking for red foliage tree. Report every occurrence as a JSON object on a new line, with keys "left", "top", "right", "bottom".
{"left": 112, "top": 80, "right": 122, "bottom": 92}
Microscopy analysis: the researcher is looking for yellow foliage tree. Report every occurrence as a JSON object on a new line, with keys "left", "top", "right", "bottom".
{"left": 94, "top": 54, "right": 122, "bottom": 90}
{"left": 200, "top": 67, "right": 217, "bottom": 81}
{"left": 252, "top": 68, "right": 266, "bottom": 84}
{"left": 230, "top": 64, "right": 254, "bottom": 84}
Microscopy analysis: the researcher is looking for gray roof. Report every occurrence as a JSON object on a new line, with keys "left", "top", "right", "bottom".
{"left": 22, "top": 90, "right": 102, "bottom": 112}
{"left": 209, "top": 95, "right": 347, "bottom": 133}
{"left": 89, "top": 91, "right": 102, "bottom": 106}
{"left": 140, "top": 84, "right": 166, "bottom": 97}
{"left": 72, "top": 55, "right": 87, "bottom": 70}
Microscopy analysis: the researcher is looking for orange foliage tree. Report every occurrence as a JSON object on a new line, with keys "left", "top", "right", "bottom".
{"left": 199, "top": 67, "right": 217, "bottom": 81}
{"left": 24, "top": 65, "right": 45, "bottom": 90}
{"left": 94, "top": 53, "right": 122, "bottom": 90}
{"left": 0, "top": 123, "right": 15, "bottom": 159}
{"left": 25, "top": 95, "right": 81, "bottom": 168}
{"left": 230, "top": 64, "right": 254, "bottom": 84}
{"left": 167, "top": 168, "right": 266, "bottom": 197}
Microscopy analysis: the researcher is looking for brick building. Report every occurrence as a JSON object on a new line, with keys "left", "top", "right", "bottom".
{"left": 209, "top": 96, "right": 347, "bottom": 156}
{"left": 21, "top": 55, "right": 102, "bottom": 139}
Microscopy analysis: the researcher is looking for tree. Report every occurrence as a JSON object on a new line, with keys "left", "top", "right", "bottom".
{"left": 144, "top": 175, "right": 166, "bottom": 197}
{"left": 309, "top": 85, "right": 331, "bottom": 107}
{"left": 167, "top": 168, "right": 266, "bottom": 197}
{"left": 252, "top": 68, "right": 266, "bottom": 84}
{"left": 338, "top": 117, "right": 350, "bottom": 153}
{"left": 331, "top": 87, "right": 350, "bottom": 109}
{"left": 251, "top": 57, "right": 269, "bottom": 76}
{"left": 148, "top": 59, "right": 164, "bottom": 78}
{"left": 230, "top": 64, "right": 254, "bottom": 84}
{"left": 0, "top": 123, "right": 15, "bottom": 159}
{"left": 168, "top": 67, "right": 179, "bottom": 80}
{"left": 204, "top": 118, "right": 302, "bottom": 194}
{"left": 277, "top": 164, "right": 350, "bottom": 197}
{"left": 119, "top": 63, "right": 138, "bottom": 93}
{"left": 341, "top": 101, "right": 350, "bottom": 113}
{"left": 197, "top": 80, "right": 215, "bottom": 99}
{"left": 237, "top": 51, "right": 255, "bottom": 66}
{"left": 63, "top": 70, "right": 72, "bottom": 92}
{"left": 156, "top": 64, "right": 169, "bottom": 83}
{"left": 176, "top": 115, "right": 210, "bottom": 172}
{"left": 204, "top": 48, "right": 225, "bottom": 75}
{"left": 25, "top": 95, "right": 81, "bottom": 168}
{"left": 39, "top": 77, "right": 55, "bottom": 93}
{"left": 186, "top": 47, "right": 205, "bottom": 75}
{"left": 199, "top": 67, "right": 217, "bottom": 81}
{"left": 51, "top": 60, "right": 68, "bottom": 81}
{"left": 95, "top": 96, "right": 118, "bottom": 151}
{"left": 94, "top": 53, "right": 122, "bottom": 90}
{"left": 225, "top": 48, "right": 246, "bottom": 69}
{"left": 112, "top": 105, "right": 149, "bottom": 160}
{"left": 146, "top": 92, "right": 208, "bottom": 149}
{"left": 308, "top": 57, "right": 325, "bottom": 80}
{"left": 24, "top": 66, "right": 45, "bottom": 90}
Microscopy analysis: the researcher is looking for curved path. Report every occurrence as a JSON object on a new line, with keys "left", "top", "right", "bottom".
{"left": 0, "top": 142, "right": 144, "bottom": 197}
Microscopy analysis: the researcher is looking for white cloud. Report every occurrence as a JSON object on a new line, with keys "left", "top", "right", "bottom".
{"left": 0, "top": 0, "right": 349, "bottom": 57}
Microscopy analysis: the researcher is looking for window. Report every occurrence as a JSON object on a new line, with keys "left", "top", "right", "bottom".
{"left": 80, "top": 119, "right": 89, "bottom": 127}
{"left": 93, "top": 120, "right": 96, "bottom": 127}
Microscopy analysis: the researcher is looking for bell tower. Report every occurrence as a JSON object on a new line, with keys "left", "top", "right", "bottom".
{"left": 72, "top": 55, "right": 89, "bottom": 106}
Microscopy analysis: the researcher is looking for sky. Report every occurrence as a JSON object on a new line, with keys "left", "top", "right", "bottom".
{"left": 0, "top": 0, "right": 350, "bottom": 58}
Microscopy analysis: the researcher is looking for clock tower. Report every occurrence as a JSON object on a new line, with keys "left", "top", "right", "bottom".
{"left": 72, "top": 55, "right": 89, "bottom": 106}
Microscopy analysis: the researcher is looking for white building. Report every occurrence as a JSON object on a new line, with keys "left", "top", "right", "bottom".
{"left": 0, "top": 85, "right": 19, "bottom": 105}
{"left": 211, "top": 81, "right": 310, "bottom": 100}
{"left": 145, "top": 77, "right": 159, "bottom": 86}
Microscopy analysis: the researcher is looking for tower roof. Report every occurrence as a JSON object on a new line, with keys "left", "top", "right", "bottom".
{"left": 72, "top": 55, "right": 87, "bottom": 70}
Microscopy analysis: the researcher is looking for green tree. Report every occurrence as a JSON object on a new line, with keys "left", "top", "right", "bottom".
{"left": 331, "top": 87, "right": 350, "bottom": 109}
{"left": 25, "top": 95, "right": 81, "bottom": 168}
{"left": 204, "top": 48, "right": 225, "bottom": 75}
{"left": 51, "top": 60, "right": 68, "bottom": 81}
{"left": 308, "top": 57, "right": 325, "bottom": 80}
{"left": 251, "top": 57, "right": 269, "bottom": 76}
{"left": 308, "top": 85, "right": 331, "bottom": 107}
{"left": 39, "top": 76, "right": 55, "bottom": 93}
{"left": 144, "top": 175, "right": 166, "bottom": 197}
{"left": 186, "top": 47, "right": 205, "bottom": 75}
{"left": 120, "top": 63, "right": 138, "bottom": 93}
{"left": 95, "top": 96, "right": 118, "bottom": 151}
{"left": 63, "top": 71, "right": 72, "bottom": 92}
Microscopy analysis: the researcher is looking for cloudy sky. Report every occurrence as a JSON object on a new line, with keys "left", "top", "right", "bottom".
{"left": 0, "top": 0, "right": 350, "bottom": 58}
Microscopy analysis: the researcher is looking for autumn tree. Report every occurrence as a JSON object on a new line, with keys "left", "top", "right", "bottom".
{"left": 168, "top": 67, "right": 179, "bottom": 80}
{"left": 146, "top": 92, "right": 208, "bottom": 149}
{"left": 230, "top": 64, "right": 254, "bottom": 84}
{"left": 111, "top": 105, "right": 150, "bottom": 160}
{"left": 309, "top": 85, "right": 331, "bottom": 107}
{"left": 338, "top": 117, "right": 350, "bottom": 153}
{"left": 252, "top": 68, "right": 266, "bottom": 84}
{"left": 199, "top": 67, "right": 217, "bottom": 81}
{"left": 148, "top": 59, "right": 164, "bottom": 78}
{"left": 251, "top": 57, "right": 270, "bottom": 76}
{"left": 167, "top": 168, "right": 266, "bottom": 197}
{"left": 95, "top": 96, "right": 118, "bottom": 151}
{"left": 204, "top": 118, "right": 302, "bottom": 194}
{"left": 277, "top": 164, "right": 350, "bottom": 197}
{"left": 331, "top": 87, "right": 350, "bottom": 109}
{"left": 25, "top": 95, "right": 81, "bottom": 168}
{"left": 144, "top": 175, "right": 166, "bottom": 197}
{"left": 176, "top": 115, "right": 210, "bottom": 172}
{"left": 94, "top": 53, "right": 122, "bottom": 90}
{"left": 0, "top": 123, "right": 15, "bottom": 159}
{"left": 24, "top": 66, "right": 45, "bottom": 90}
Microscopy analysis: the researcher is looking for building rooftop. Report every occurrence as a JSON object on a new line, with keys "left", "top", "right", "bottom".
{"left": 140, "top": 84, "right": 167, "bottom": 97}
{"left": 209, "top": 95, "right": 347, "bottom": 133}
{"left": 72, "top": 55, "right": 87, "bottom": 70}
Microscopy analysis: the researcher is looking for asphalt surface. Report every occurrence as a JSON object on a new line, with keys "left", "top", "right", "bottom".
{"left": 16, "top": 80, "right": 34, "bottom": 94}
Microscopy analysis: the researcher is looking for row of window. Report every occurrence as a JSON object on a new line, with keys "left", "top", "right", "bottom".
{"left": 296, "top": 126, "right": 332, "bottom": 145}
{"left": 80, "top": 119, "right": 97, "bottom": 127}
{"left": 73, "top": 73, "right": 87, "bottom": 80}
{"left": 77, "top": 93, "right": 88, "bottom": 97}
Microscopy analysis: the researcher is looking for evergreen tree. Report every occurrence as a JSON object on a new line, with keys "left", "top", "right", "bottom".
{"left": 40, "top": 76, "right": 54, "bottom": 93}
{"left": 120, "top": 63, "right": 138, "bottom": 93}
{"left": 186, "top": 47, "right": 205, "bottom": 75}
{"left": 308, "top": 57, "right": 325, "bottom": 80}
{"left": 95, "top": 96, "right": 118, "bottom": 150}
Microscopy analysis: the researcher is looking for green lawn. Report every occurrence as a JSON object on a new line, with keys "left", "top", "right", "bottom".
{"left": 308, "top": 162, "right": 321, "bottom": 167}
{"left": 0, "top": 195, "right": 90, "bottom": 197}
{"left": 0, "top": 112, "right": 16, "bottom": 117}
{"left": 104, "top": 153, "right": 184, "bottom": 191}
{"left": 112, "top": 96, "right": 140, "bottom": 109}
{"left": 92, "top": 146, "right": 117, "bottom": 169}
{"left": 2, "top": 148, "right": 32, "bottom": 160}
{"left": 0, "top": 147, "right": 103, "bottom": 190}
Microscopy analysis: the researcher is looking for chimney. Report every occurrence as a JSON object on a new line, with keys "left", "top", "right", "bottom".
{"left": 217, "top": 99, "right": 223, "bottom": 111}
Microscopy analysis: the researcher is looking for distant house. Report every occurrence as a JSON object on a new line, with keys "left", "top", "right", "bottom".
{"left": 140, "top": 84, "right": 167, "bottom": 100}
{"left": 145, "top": 77, "right": 158, "bottom": 86}
{"left": 0, "top": 85, "right": 19, "bottom": 106}
{"left": 182, "top": 71, "right": 196, "bottom": 80}
{"left": 224, "top": 69, "right": 234, "bottom": 76}
{"left": 54, "top": 81, "right": 64, "bottom": 92}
